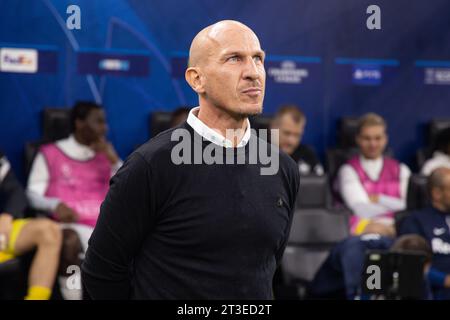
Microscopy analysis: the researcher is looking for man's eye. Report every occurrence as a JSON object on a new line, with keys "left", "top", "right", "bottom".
{"left": 228, "top": 56, "right": 240, "bottom": 62}
{"left": 254, "top": 56, "right": 263, "bottom": 63}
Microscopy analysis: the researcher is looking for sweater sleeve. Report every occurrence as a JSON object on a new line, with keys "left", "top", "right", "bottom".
{"left": 275, "top": 158, "right": 300, "bottom": 266}
{"left": 81, "top": 152, "right": 156, "bottom": 299}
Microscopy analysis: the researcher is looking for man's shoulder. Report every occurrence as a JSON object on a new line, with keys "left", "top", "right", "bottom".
{"left": 406, "top": 207, "right": 435, "bottom": 222}
{"left": 134, "top": 123, "right": 190, "bottom": 164}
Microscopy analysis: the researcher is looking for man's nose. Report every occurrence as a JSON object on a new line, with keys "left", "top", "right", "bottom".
{"left": 242, "top": 57, "right": 261, "bottom": 81}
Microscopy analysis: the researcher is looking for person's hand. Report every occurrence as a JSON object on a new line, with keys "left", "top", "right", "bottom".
{"left": 55, "top": 203, "right": 79, "bottom": 223}
{"left": 90, "top": 136, "right": 120, "bottom": 165}
{"left": 369, "top": 194, "right": 379, "bottom": 203}
{"left": 444, "top": 275, "right": 450, "bottom": 288}
{"left": 0, "top": 213, "right": 13, "bottom": 251}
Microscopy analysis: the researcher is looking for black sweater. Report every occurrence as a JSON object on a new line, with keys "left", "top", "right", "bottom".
{"left": 81, "top": 121, "right": 300, "bottom": 299}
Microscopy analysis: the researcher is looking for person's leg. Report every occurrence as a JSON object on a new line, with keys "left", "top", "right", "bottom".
{"left": 58, "top": 224, "right": 89, "bottom": 300}
{"left": 65, "top": 223, "right": 94, "bottom": 254}
{"left": 11, "top": 219, "right": 62, "bottom": 300}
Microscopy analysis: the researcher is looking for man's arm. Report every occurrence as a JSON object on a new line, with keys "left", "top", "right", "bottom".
{"left": 275, "top": 160, "right": 300, "bottom": 266}
{"left": 81, "top": 152, "right": 155, "bottom": 299}
{"left": 0, "top": 156, "right": 27, "bottom": 219}
{"left": 338, "top": 165, "right": 390, "bottom": 218}
{"left": 26, "top": 152, "right": 61, "bottom": 212}
{"left": 377, "top": 164, "right": 411, "bottom": 211}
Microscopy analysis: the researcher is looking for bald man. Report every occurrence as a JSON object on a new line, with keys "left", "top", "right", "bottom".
{"left": 81, "top": 20, "right": 300, "bottom": 299}
{"left": 398, "top": 167, "right": 450, "bottom": 299}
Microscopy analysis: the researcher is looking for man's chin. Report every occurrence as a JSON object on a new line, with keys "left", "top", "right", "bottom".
{"left": 240, "top": 103, "right": 263, "bottom": 116}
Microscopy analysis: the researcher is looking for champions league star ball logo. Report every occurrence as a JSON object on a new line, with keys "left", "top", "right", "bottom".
{"left": 268, "top": 60, "right": 309, "bottom": 84}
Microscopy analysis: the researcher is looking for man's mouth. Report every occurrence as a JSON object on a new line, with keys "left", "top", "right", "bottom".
{"left": 242, "top": 87, "right": 262, "bottom": 96}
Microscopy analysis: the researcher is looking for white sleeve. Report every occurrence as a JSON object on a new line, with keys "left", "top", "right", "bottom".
{"left": 0, "top": 156, "right": 11, "bottom": 184}
{"left": 338, "top": 164, "right": 391, "bottom": 218}
{"left": 26, "top": 152, "right": 61, "bottom": 212}
{"left": 111, "top": 159, "right": 123, "bottom": 177}
{"left": 377, "top": 164, "right": 410, "bottom": 211}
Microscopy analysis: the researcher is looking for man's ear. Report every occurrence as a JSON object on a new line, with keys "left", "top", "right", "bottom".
{"left": 185, "top": 67, "right": 205, "bottom": 94}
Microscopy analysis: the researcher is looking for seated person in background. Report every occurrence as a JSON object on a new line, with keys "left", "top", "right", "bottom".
{"left": 270, "top": 104, "right": 324, "bottom": 175}
{"left": 310, "top": 234, "right": 432, "bottom": 300}
{"left": 398, "top": 167, "right": 450, "bottom": 300}
{"left": 421, "top": 127, "right": 450, "bottom": 176}
{"left": 170, "top": 106, "right": 191, "bottom": 128}
{"left": 0, "top": 151, "right": 61, "bottom": 300}
{"left": 26, "top": 101, "right": 122, "bottom": 253}
{"left": 337, "top": 113, "right": 411, "bottom": 235}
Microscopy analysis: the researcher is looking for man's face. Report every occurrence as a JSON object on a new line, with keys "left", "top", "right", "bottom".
{"left": 76, "top": 109, "right": 108, "bottom": 143}
{"left": 434, "top": 174, "right": 450, "bottom": 212}
{"left": 274, "top": 114, "right": 305, "bottom": 155}
{"left": 201, "top": 26, "right": 266, "bottom": 117}
{"left": 356, "top": 125, "right": 387, "bottom": 159}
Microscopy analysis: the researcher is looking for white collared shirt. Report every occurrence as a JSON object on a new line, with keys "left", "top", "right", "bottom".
{"left": 186, "top": 107, "right": 251, "bottom": 148}
{"left": 26, "top": 134, "right": 122, "bottom": 212}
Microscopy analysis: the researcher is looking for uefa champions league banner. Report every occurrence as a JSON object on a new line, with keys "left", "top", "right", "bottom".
{"left": 0, "top": 44, "right": 58, "bottom": 74}
{"left": 334, "top": 58, "right": 400, "bottom": 86}
{"left": 415, "top": 60, "right": 450, "bottom": 86}
{"left": 264, "top": 56, "right": 321, "bottom": 87}
{"left": 76, "top": 48, "right": 151, "bottom": 77}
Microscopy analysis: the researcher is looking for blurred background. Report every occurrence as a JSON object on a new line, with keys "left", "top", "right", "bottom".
{"left": 1, "top": 0, "right": 450, "bottom": 301}
{"left": 0, "top": 0, "right": 449, "bottom": 181}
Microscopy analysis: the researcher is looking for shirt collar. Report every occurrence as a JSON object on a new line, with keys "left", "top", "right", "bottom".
{"left": 57, "top": 134, "right": 95, "bottom": 160}
{"left": 186, "top": 107, "right": 251, "bottom": 148}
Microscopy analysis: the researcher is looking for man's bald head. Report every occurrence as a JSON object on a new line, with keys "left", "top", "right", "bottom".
{"left": 428, "top": 167, "right": 450, "bottom": 212}
{"left": 188, "top": 20, "right": 260, "bottom": 68}
{"left": 185, "top": 20, "right": 266, "bottom": 118}
{"left": 429, "top": 167, "right": 450, "bottom": 192}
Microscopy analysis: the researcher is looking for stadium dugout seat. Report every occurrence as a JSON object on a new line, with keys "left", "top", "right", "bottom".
{"left": 406, "top": 174, "right": 429, "bottom": 210}
{"left": 149, "top": 111, "right": 173, "bottom": 138}
{"left": 24, "top": 108, "right": 71, "bottom": 177}
{"left": 42, "top": 108, "right": 72, "bottom": 142}
{"left": 416, "top": 119, "right": 450, "bottom": 170}
{"left": 296, "top": 174, "right": 331, "bottom": 209}
{"left": 429, "top": 119, "right": 450, "bottom": 146}
{"left": 288, "top": 209, "right": 349, "bottom": 245}
{"left": 325, "top": 147, "right": 360, "bottom": 183}
{"left": 337, "top": 117, "right": 360, "bottom": 149}
{"left": 0, "top": 257, "right": 27, "bottom": 299}
{"left": 279, "top": 209, "right": 349, "bottom": 299}
{"left": 325, "top": 117, "right": 361, "bottom": 186}
{"left": 394, "top": 174, "right": 429, "bottom": 233}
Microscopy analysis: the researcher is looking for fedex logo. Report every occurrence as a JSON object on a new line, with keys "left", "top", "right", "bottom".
{"left": 0, "top": 48, "right": 38, "bottom": 73}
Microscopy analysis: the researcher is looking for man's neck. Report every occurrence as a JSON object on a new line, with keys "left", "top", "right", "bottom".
{"left": 432, "top": 202, "right": 449, "bottom": 213}
{"left": 73, "top": 132, "right": 90, "bottom": 147}
{"left": 196, "top": 103, "right": 248, "bottom": 147}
